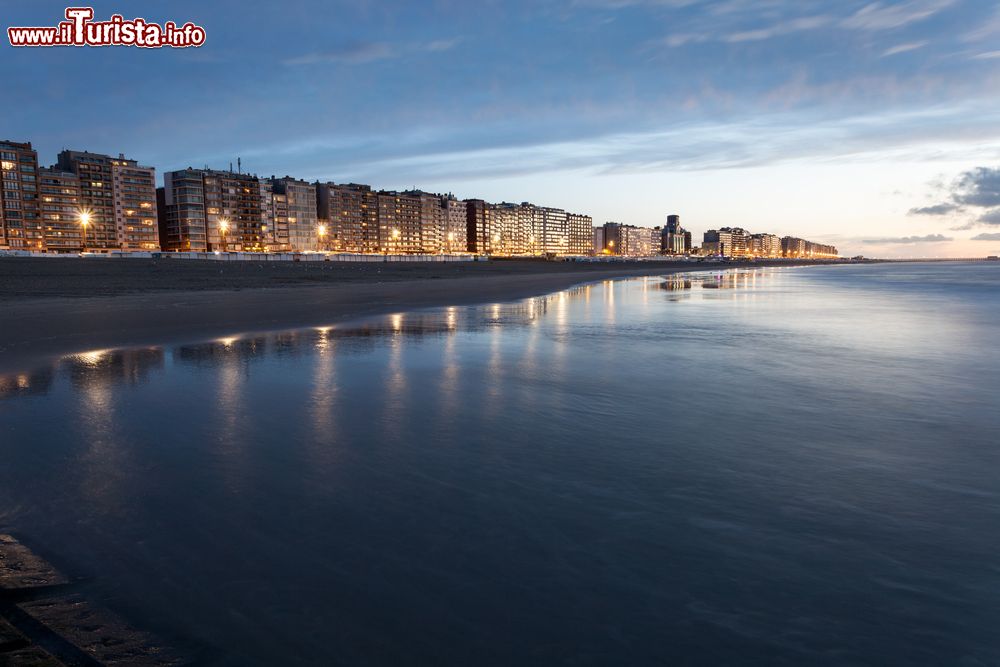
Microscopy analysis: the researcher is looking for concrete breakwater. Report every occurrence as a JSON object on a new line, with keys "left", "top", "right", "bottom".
{"left": 0, "top": 534, "right": 186, "bottom": 666}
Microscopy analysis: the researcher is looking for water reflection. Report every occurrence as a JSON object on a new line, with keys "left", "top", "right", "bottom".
{"left": 2, "top": 264, "right": 999, "bottom": 666}
{"left": 0, "top": 273, "right": 789, "bottom": 398}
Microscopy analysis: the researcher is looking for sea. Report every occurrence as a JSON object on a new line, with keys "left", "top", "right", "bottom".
{"left": 1, "top": 261, "right": 998, "bottom": 665}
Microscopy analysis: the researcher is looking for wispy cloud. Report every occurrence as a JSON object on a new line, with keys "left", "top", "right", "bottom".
{"left": 971, "top": 232, "right": 1000, "bottom": 240}
{"left": 659, "top": 0, "right": 956, "bottom": 48}
{"left": 883, "top": 41, "right": 928, "bottom": 57}
{"left": 842, "top": 0, "right": 956, "bottom": 31}
{"left": 724, "top": 15, "right": 831, "bottom": 43}
{"left": 283, "top": 42, "right": 393, "bottom": 66}
{"left": 284, "top": 38, "right": 462, "bottom": 66}
{"left": 863, "top": 234, "right": 953, "bottom": 243}
{"left": 909, "top": 202, "right": 960, "bottom": 215}
{"left": 972, "top": 50, "right": 1000, "bottom": 60}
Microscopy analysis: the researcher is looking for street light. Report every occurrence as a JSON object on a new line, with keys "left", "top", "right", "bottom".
{"left": 447, "top": 232, "right": 455, "bottom": 254}
{"left": 218, "top": 217, "right": 230, "bottom": 252}
{"left": 78, "top": 210, "right": 91, "bottom": 252}
{"left": 317, "top": 223, "right": 328, "bottom": 252}
{"left": 391, "top": 227, "right": 401, "bottom": 255}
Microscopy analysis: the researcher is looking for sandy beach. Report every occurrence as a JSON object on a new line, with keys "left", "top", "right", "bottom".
{"left": 0, "top": 257, "right": 840, "bottom": 374}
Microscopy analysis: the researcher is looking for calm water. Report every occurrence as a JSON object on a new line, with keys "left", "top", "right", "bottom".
{"left": 2, "top": 262, "right": 999, "bottom": 665}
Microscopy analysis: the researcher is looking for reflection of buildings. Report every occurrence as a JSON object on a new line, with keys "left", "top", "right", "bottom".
{"left": 0, "top": 348, "right": 165, "bottom": 399}
{"left": 660, "top": 276, "right": 693, "bottom": 291}
{"left": 0, "top": 368, "right": 54, "bottom": 398}
{"left": 62, "top": 348, "right": 165, "bottom": 389}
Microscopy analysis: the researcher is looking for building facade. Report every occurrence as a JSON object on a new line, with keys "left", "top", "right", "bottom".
{"left": 0, "top": 140, "right": 41, "bottom": 250}
{"left": 37, "top": 168, "right": 83, "bottom": 252}
{"left": 270, "top": 177, "right": 318, "bottom": 252}
{"left": 159, "top": 169, "right": 263, "bottom": 252}
{"left": 56, "top": 150, "right": 158, "bottom": 251}
{"left": 317, "top": 183, "right": 380, "bottom": 253}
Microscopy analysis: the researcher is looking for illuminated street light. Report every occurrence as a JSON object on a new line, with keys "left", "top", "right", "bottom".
{"left": 78, "top": 210, "right": 91, "bottom": 252}
{"left": 218, "top": 217, "right": 230, "bottom": 252}
{"left": 317, "top": 223, "right": 328, "bottom": 252}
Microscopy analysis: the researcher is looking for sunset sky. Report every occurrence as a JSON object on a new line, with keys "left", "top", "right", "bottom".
{"left": 4, "top": 0, "right": 1000, "bottom": 257}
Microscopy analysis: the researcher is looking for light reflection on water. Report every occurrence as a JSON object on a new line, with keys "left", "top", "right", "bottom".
{"left": 1, "top": 264, "right": 999, "bottom": 666}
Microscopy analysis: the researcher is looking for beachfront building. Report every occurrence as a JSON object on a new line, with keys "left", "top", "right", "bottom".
{"left": 603, "top": 222, "right": 658, "bottom": 256}
{"left": 0, "top": 140, "right": 42, "bottom": 250}
{"left": 268, "top": 178, "right": 318, "bottom": 252}
{"left": 259, "top": 181, "right": 290, "bottom": 252}
{"left": 317, "top": 183, "right": 380, "bottom": 253}
{"left": 664, "top": 215, "right": 691, "bottom": 255}
{"left": 55, "top": 150, "right": 159, "bottom": 251}
{"left": 782, "top": 236, "right": 838, "bottom": 258}
{"left": 443, "top": 196, "right": 467, "bottom": 253}
{"left": 567, "top": 212, "right": 594, "bottom": 255}
{"left": 37, "top": 168, "right": 83, "bottom": 252}
{"left": 703, "top": 227, "right": 751, "bottom": 258}
{"left": 377, "top": 191, "right": 423, "bottom": 254}
{"left": 593, "top": 226, "right": 605, "bottom": 255}
{"left": 158, "top": 168, "right": 263, "bottom": 252}
{"left": 751, "top": 233, "right": 782, "bottom": 258}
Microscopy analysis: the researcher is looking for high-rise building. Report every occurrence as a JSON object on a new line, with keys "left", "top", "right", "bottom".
{"left": 270, "top": 177, "right": 318, "bottom": 251}
{"left": 751, "top": 233, "right": 782, "bottom": 258}
{"left": 158, "top": 169, "right": 206, "bottom": 251}
{"left": 159, "top": 168, "right": 263, "bottom": 252}
{"left": 443, "top": 196, "right": 467, "bottom": 253}
{"left": 377, "top": 191, "right": 422, "bottom": 253}
{"left": 782, "top": 236, "right": 837, "bottom": 258}
{"left": 593, "top": 226, "right": 605, "bottom": 255}
{"left": 56, "top": 150, "right": 159, "bottom": 251}
{"left": 410, "top": 191, "right": 446, "bottom": 253}
{"left": 567, "top": 212, "right": 594, "bottom": 255}
{"left": 37, "top": 168, "right": 83, "bottom": 252}
{"left": 603, "top": 222, "right": 657, "bottom": 256}
{"left": 703, "top": 227, "right": 751, "bottom": 257}
{"left": 317, "top": 183, "right": 380, "bottom": 253}
{"left": 0, "top": 140, "right": 41, "bottom": 250}
{"left": 465, "top": 199, "right": 489, "bottom": 254}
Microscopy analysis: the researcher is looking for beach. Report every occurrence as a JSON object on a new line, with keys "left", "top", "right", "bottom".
{"left": 0, "top": 257, "right": 840, "bottom": 374}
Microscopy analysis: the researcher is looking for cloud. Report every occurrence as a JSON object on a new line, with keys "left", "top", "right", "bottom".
{"left": 863, "top": 234, "right": 953, "bottom": 243}
{"left": 908, "top": 166, "right": 1000, "bottom": 227}
{"left": 658, "top": 1, "right": 954, "bottom": 48}
{"left": 953, "top": 167, "right": 1000, "bottom": 207}
{"left": 724, "top": 15, "right": 831, "bottom": 43}
{"left": 971, "top": 232, "right": 1000, "bottom": 240}
{"left": 842, "top": 0, "right": 956, "bottom": 31}
{"left": 283, "top": 42, "right": 393, "bottom": 66}
{"left": 284, "top": 38, "right": 461, "bottom": 66}
{"left": 972, "top": 50, "right": 1000, "bottom": 60}
{"left": 908, "top": 203, "right": 960, "bottom": 215}
{"left": 882, "top": 41, "right": 928, "bottom": 57}
{"left": 979, "top": 208, "right": 1000, "bottom": 225}
{"left": 423, "top": 38, "right": 462, "bottom": 52}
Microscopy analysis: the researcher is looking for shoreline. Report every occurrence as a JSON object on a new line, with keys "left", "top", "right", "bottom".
{"left": 0, "top": 259, "right": 847, "bottom": 375}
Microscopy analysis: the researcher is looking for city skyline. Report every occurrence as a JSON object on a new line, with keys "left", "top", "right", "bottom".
{"left": 3, "top": 1, "right": 1000, "bottom": 258}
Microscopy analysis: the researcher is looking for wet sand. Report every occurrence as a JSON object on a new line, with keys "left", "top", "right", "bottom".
{"left": 0, "top": 257, "right": 841, "bottom": 374}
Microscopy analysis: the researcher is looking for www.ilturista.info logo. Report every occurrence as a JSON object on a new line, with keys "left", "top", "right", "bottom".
{"left": 7, "top": 7, "right": 206, "bottom": 48}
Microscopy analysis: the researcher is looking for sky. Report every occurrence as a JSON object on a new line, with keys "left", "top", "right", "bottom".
{"left": 3, "top": 0, "right": 1000, "bottom": 257}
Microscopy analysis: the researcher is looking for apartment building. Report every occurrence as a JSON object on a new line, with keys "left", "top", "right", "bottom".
{"left": 56, "top": 150, "right": 159, "bottom": 251}
{"left": 0, "top": 140, "right": 41, "bottom": 250}
{"left": 37, "top": 168, "right": 83, "bottom": 252}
